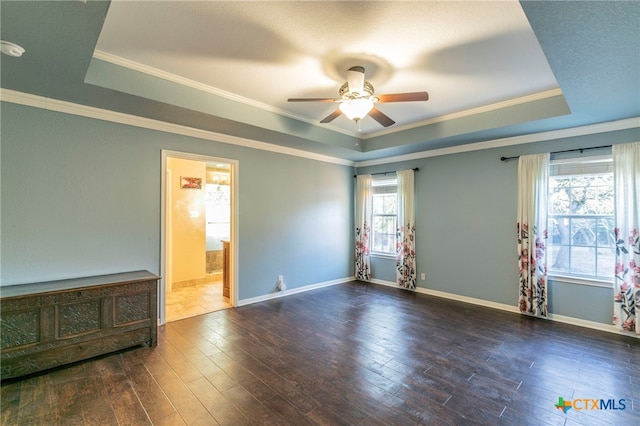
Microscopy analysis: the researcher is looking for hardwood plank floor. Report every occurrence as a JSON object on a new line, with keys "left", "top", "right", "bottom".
{"left": 2, "top": 281, "right": 639, "bottom": 425}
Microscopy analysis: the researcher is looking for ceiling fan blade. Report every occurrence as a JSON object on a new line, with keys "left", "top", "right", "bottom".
{"left": 376, "top": 92, "right": 429, "bottom": 103}
{"left": 288, "top": 98, "right": 338, "bottom": 102}
{"left": 320, "top": 109, "right": 343, "bottom": 123}
{"left": 346, "top": 66, "right": 365, "bottom": 95}
{"left": 368, "top": 107, "right": 395, "bottom": 127}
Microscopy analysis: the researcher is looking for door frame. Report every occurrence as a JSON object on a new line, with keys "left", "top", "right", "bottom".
{"left": 160, "top": 149, "right": 238, "bottom": 325}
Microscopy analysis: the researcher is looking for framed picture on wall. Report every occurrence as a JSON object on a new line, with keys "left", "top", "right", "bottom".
{"left": 180, "top": 176, "right": 202, "bottom": 189}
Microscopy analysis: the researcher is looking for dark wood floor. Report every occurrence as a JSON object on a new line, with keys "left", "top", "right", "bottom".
{"left": 2, "top": 281, "right": 639, "bottom": 425}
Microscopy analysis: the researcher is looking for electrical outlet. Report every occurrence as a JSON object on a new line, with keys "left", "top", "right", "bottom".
{"left": 277, "top": 275, "right": 286, "bottom": 291}
{"left": 420, "top": 273, "right": 426, "bottom": 280}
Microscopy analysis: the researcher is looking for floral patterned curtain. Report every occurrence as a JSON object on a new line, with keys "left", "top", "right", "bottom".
{"left": 355, "top": 175, "right": 372, "bottom": 281}
{"left": 613, "top": 142, "right": 640, "bottom": 334}
{"left": 396, "top": 169, "right": 416, "bottom": 289}
{"left": 517, "top": 153, "right": 549, "bottom": 317}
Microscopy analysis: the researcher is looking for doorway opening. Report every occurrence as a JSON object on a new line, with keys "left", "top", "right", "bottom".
{"left": 160, "top": 150, "right": 238, "bottom": 324}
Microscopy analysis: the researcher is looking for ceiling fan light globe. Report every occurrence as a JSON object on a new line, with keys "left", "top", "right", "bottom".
{"left": 339, "top": 98, "right": 374, "bottom": 121}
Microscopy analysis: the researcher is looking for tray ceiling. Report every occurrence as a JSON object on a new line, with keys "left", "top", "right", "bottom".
{"left": 1, "top": 1, "right": 638, "bottom": 162}
{"left": 94, "top": 1, "right": 561, "bottom": 137}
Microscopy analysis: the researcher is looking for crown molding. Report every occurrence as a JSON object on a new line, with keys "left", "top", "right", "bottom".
{"left": 0, "top": 88, "right": 355, "bottom": 167}
{"left": 92, "top": 50, "right": 357, "bottom": 138}
{"left": 361, "top": 88, "right": 565, "bottom": 140}
{"left": 93, "top": 50, "right": 284, "bottom": 113}
{"left": 92, "top": 51, "right": 566, "bottom": 141}
{"left": 3, "top": 88, "right": 637, "bottom": 169}
{"left": 355, "top": 117, "right": 640, "bottom": 167}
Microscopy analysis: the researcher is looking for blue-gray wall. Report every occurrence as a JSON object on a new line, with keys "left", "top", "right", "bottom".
{"left": 359, "top": 128, "right": 640, "bottom": 325}
{"left": 0, "top": 102, "right": 355, "bottom": 300}
{"left": 2, "top": 99, "right": 639, "bottom": 328}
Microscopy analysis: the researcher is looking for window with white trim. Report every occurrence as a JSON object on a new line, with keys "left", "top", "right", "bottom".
{"left": 547, "top": 156, "right": 614, "bottom": 282}
{"left": 371, "top": 177, "right": 397, "bottom": 254}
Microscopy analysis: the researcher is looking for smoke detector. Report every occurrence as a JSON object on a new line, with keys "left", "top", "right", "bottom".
{"left": 1, "top": 41, "right": 25, "bottom": 57}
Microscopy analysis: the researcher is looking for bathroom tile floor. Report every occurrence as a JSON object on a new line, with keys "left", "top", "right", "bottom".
{"left": 165, "top": 280, "right": 231, "bottom": 322}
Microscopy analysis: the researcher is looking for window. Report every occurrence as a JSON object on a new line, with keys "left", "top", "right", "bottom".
{"left": 371, "top": 177, "right": 397, "bottom": 254}
{"left": 547, "top": 156, "right": 614, "bottom": 282}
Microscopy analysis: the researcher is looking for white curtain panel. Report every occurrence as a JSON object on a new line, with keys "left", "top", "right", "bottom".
{"left": 355, "top": 175, "right": 372, "bottom": 281}
{"left": 613, "top": 142, "right": 640, "bottom": 333}
{"left": 396, "top": 169, "right": 417, "bottom": 289}
{"left": 517, "top": 153, "right": 550, "bottom": 317}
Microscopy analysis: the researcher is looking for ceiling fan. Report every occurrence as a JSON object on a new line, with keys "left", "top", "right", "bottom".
{"left": 288, "top": 66, "right": 428, "bottom": 128}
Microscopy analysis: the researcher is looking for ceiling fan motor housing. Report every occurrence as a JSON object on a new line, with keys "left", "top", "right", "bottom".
{"left": 339, "top": 81, "right": 374, "bottom": 99}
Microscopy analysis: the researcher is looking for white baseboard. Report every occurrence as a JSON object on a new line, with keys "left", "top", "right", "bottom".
{"left": 236, "top": 277, "right": 352, "bottom": 307}
{"left": 368, "top": 279, "right": 638, "bottom": 339}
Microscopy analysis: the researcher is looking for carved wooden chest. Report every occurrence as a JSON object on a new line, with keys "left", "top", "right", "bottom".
{"left": 0, "top": 270, "right": 159, "bottom": 380}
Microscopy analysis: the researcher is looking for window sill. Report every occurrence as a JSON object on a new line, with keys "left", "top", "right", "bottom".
{"left": 371, "top": 252, "right": 396, "bottom": 260}
{"left": 548, "top": 274, "right": 613, "bottom": 288}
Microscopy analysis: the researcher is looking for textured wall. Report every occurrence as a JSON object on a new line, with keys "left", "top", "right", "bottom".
{"left": 361, "top": 127, "right": 640, "bottom": 325}
{"left": 0, "top": 102, "right": 355, "bottom": 302}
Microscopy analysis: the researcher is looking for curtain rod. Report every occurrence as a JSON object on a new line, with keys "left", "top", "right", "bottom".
{"left": 500, "top": 145, "right": 612, "bottom": 162}
{"left": 354, "top": 167, "right": 419, "bottom": 178}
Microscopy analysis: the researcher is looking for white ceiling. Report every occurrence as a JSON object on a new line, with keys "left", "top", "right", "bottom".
{"left": 95, "top": 0, "right": 560, "bottom": 137}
